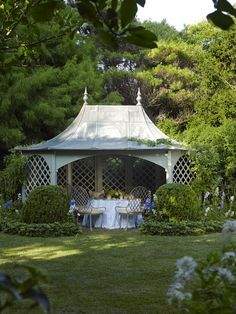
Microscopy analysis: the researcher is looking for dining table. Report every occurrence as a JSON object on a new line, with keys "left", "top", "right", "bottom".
{"left": 82, "top": 198, "right": 143, "bottom": 229}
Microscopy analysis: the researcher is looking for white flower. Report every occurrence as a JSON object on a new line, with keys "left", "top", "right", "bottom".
{"left": 225, "top": 210, "right": 234, "bottom": 217}
{"left": 175, "top": 256, "right": 197, "bottom": 281}
{"left": 68, "top": 208, "right": 74, "bottom": 214}
{"left": 216, "top": 267, "right": 234, "bottom": 282}
{"left": 15, "top": 209, "right": 19, "bottom": 214}
{"left": 229, "top": 211, "right": 235, "bottom": 217}
{"left": 221, "top": 252, "right": 236, "bottom": 261}
{"left": 167, "top": 282, "right": 192, "bottom": 304}
{"left": 68, "top": 204, "right": 78, "bottom": 214}
{"left": 230, "top": 196, "right": 234, "bottom": 202}
{"left": 204, "top": 192, "right": 210, "bottom": 200}
{"left": 222, "top": 220, "right": 236, "bottom": 233}
{"left": 214, "top": 187, "right": 219, "bottom": 196}
{"left": 153, "top": 194, "right": 157, "bottom": 201}
{"left": 204, "top": 207, "right": 211, "bottom": 216}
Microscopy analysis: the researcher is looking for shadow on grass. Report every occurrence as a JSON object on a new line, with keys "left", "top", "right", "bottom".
{"left": 0, "top": 229, "right": 223, "bottom": 314}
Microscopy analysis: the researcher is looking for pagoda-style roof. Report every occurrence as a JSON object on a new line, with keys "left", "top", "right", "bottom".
{"left": 16, "top": 90, "right": 184, "bottom": 152}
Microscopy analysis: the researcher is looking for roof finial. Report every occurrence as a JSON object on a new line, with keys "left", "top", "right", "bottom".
{"left": 83, "top": 87, "right": 88, "bottom": 105}
{"left": 136, "top": 88, "right": 142, "bottom": 106}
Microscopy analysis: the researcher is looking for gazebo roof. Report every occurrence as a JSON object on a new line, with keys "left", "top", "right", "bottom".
{"left": 17, "top": 91, "right": 185, "bottom": 152}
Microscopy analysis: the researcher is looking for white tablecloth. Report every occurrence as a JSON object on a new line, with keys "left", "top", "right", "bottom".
{"left": 82, "top": 199, "right": 143, "bottom": 229}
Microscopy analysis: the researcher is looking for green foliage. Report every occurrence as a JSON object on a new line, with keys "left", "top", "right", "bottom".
{"left": 0, "top": 0, "right": 77, "bottom": 57}
{"left": 141, "top": 19, "right": 179, "bottom": 41}
{"left": 185, "top": 119, "right": 236, "bottom": 197}
{"left": 140, "top": 216, "right": 224, "bottom": 235}
{"left": 0, "top": 42, "right": 104, "bottom": 153}
{"left": 136, "top": 41, "right": 199, "bottom": 128}
{"left": 207, "top": 0, "right": 236, "bottom": 30}
{"left": 128, "top": 137, "right": 172, "bottom": 147}
{"left": 0, "top": 265, "right": 50, "bottom": 313}
{"left": 168, "top": 220, "right": 236, "bottom": 313}
{"left": 2, "top": 221, "right": 81, "bottom": 237}
{"left": 155, "top": 183, "right": 202, "bottom": 221}
{"left": 156, "top": 118, "right": 180, "bottom": 140}
{"left": 76, "top": 0, "right": 157, "bottom": 49}
{"left": 0, "top": 204, "right": 21, "bottom": 225}
{"left": 99, "top": 91, "right": 124, "bottom": 105}
{"left": 0, "top": 153, "right": 26, "bottom": 200}
{"left": 21, "top": 186, "right": 69, "bottom": 224}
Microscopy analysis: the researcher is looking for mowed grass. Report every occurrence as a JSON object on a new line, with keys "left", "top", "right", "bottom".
{"left": 0, "top": 229, "right": 224, "bottom": 314}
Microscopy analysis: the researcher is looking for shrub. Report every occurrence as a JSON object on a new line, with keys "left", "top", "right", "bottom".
{"left": 140, "top": 216, "right": 224, "bottom": 236}
{"left": 21, "top": 185, "right": 69, "bottom": 223}
{"left": 2, "top": 221, "right": 81, "bottom": 237}
{"left": 155, "top": 183, "right": 202, "bottom": 221}
{"left": 0, "top": 153, "right": 27, "bottom": 200}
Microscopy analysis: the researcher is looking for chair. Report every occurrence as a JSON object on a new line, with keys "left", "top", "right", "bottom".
{"left": 116, "top": 186, "right": 150, "bottom": 230}
{"left": 68, "top": 185, "right": 105, "bottom": 231}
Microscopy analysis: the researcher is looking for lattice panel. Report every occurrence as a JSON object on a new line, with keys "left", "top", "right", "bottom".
{"left": 173, "top": 155, "right": 192, "bottom": 184}
{"left": 132, "top": 158, "right": 157, "bottom": 192}
{"left": 25, "top": 155, "right": 50, "bottom": 196}
{"left": 72, "top": 158, "right": 95, "bottom": 191}
{"left": 57, "top": 165, "right": 67, "bottom": 187}
{"left": 102, "top": 157, "right": 125, "bottom": 191}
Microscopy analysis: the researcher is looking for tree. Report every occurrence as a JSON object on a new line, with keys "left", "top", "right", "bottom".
{"left": 136, "top": 40, "right": 199, "bottom": 129}
{"left": 0, "top": 6, "right": 104, "bottom": 157}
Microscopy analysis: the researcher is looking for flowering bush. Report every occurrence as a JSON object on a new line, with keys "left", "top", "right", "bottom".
{"left": 167, "top": 220, "right": 236, "bottom": 313}
{"left": 68, "top": 199, "right": 80, "bottom": 222}
{"left": 0, "top": 194, "right": 22, "bottom": 224}
{"left": 143, "top": 197, "right": 156, "bottom": 215}
{"left": 203, "top": 189, "right": 235, "bottom": 220}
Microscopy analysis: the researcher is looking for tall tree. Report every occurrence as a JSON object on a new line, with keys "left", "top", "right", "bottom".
{"left": 0, "top": 6, "right": 104, "bottom": 157}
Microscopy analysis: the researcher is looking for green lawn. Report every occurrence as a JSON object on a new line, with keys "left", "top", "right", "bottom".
{"left": 0, "top": 229, "right": 223, "bottom": 314}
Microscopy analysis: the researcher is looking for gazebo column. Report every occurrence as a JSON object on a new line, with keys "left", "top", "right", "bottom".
{"left": 166, "top": 151, "right": 173, "bottom": 183}
{"left": 95, "top": 156, "right": 103, "bottom": 191}
{"left": 50, "top": 155, "right": 57, "bottom": 185}
{"left": 67, "top": 163, "right": 73, "bottom": 186}
{"left": 125, "top": 156, "right": 132, "bottom": 192}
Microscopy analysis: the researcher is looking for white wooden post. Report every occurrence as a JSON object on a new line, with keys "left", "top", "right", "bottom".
{"left": 50, "top": 154, "right": 57, "bottom": 185}
{"left": 166, "top": 151, "right": 173, "bottom": 183}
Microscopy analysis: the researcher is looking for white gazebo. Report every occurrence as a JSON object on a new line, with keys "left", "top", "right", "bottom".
{"left": 16, "top": 89, "right": 192, "bottom": 199}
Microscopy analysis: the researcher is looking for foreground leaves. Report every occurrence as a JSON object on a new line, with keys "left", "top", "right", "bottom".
{"left": 207, "top": 0, "right": 236, "bottom": 29}
{"left": 76, "top": 0, "right": 157, "bottom": 48}
{"left": 0, "top": 265, "right": 50, "bottom": 313}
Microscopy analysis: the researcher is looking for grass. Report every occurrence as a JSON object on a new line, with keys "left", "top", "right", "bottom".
{"left": 0, "top": 229, "right": 224, "bottom": 314}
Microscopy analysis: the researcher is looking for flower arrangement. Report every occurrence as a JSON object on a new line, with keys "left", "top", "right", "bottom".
{"left": 105, "top": 189, "right": 126, "bottom": 199}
